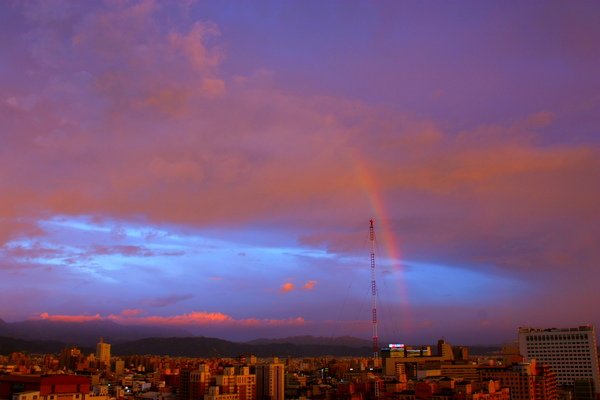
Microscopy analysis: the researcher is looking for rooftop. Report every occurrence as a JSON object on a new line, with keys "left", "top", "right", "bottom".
{"left": 518, "top": 326, "right": 594, "bottom": 333}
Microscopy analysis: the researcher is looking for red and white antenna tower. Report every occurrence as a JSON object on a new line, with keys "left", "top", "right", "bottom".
{"left": 369, "top": 219, "right": 379, "bottom": 362}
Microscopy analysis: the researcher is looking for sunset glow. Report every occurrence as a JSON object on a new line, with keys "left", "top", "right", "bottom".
{"left": 1, "top": 0, "right": 599, "bottom": 344}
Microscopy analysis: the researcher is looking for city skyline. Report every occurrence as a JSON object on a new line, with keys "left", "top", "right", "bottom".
{"left": 1, "top": 1, "right": 599, "bottom": 345}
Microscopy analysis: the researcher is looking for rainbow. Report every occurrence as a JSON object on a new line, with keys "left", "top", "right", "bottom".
{"left": 353, "top": 154, "right": 413, "bottom": 336}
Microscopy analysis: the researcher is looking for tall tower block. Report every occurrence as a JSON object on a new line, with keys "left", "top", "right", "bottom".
{"left": 96, "top": 337, "right": 111, "bottom": 369}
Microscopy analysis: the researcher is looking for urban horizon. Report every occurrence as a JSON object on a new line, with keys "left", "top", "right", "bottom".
{"left": 2, "top": 327, "right": 599, "bottom": 400}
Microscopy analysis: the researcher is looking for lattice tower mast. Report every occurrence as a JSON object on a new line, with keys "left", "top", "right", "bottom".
{"left": 370, "top": 219, "right": 379, "bottom": 360}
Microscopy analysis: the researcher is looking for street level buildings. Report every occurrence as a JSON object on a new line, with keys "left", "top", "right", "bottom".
{"left": 0, "top": 375, "right": 91, "bottom": 400}
{"left": 479, "top": 360, "right": 557, "bottom": 400}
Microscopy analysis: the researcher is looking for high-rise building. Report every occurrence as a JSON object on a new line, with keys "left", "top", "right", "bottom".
{"left": 178, "top": 365, "right": 211, "bottom": 400}
{"left": 437, "top": 339, "right": 454, "bottom": 361}
{"left": 380, "top": 342, "right": 452, "bottom": 380}
{"left": 96, "top": 338, "right": 111, "bottom": 369}
{"left": 518, "top": 325, "right": 600, "bottom": 392}
{"left": 114, "top": 359, "right": 125, "bottom": 375}
{"left": 214, "top": 366, "right": 256, "bottom": 400}
{"left": 256, "top": 358, "right": 284, "bottom": 400}
{"left": 60, "top": 346, "right": 83, "bottom": 371}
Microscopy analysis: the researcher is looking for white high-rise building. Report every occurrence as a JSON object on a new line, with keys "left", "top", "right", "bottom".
{"left": 96, "top": 337, "right": 111, "bottom": 368}
{"left": 256, "top": 358, "right": 284, "bottom": 400}
{"left": 518, "top": 325, "right": 600, "bottom": 392}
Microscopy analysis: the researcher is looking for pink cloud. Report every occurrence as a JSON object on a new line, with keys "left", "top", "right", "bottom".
{"left": 120, "top": 309, "right": 143, "bottom": 317}
{"left": 0, "top": 219, "right": 44, "bottom": 247}
{"left": 111, "top": 311, "right": 233, "bottom": 325}
{"left": 303, "top": 280, "right": 317, "bottom": 290}
{"left": 281, "top": 282, "right": 295, "bottom": 293}
{"left": 37, "top": 311, "right": 305, "bottom": 328}
{"left": 4, "top": 242, "right": 62, "bottom": 260}
{"left": 237, "top": 317, "right": 305, "bottom": 327}
{"left": 201, "top": 78, "right": 226, "bottom": 97}
{"left": 148, "top": 157, "right": 204, "bottom": 182}
{"left": 38, "top": 312, "right": 102, "bottom": 323}
{"left": 6, "top": 4, "right": 595, "bottom": 243}
{"left": 169, "top": 21, "right": 222, "bottom": 72}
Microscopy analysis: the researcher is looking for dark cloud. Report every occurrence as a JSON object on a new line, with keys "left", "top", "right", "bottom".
{"left": 144, "top": 294, "right": 195, "bottom": 308}
{"left": 91, "top": 245, "right": 155, "bottom": 257}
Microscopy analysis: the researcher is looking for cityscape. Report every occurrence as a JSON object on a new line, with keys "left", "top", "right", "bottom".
{"left": 0, "top": 326, "right": 599, "bottom": 400}
{"left": 1, "top": 1, "right": 600, "bottom": 400}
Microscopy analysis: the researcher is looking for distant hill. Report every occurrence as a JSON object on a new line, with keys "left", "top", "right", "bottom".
{"left": 0, "top": 318, "right": 373, "bottom": 357}
{"left": 112, "top": 336, "right": 373, "bottom": 357}
{"left": 466, "top": 345, "right": 503, "bottom": 356}
{"left": 0, "top": 334, "right": 504, "bottom": 358}
{"left": 246, "top": 335, "right": 371, "bottom": 348}
{"left": 0, "top": 336, "right": 71, "bottom": 354}
{"left": 0, "top": 318, "right": 502, "bottom": 358}
{"left": 0, "top": 319, "right": 192, "bottom": 346}
{"left": 0, "top": 335, "right": 372, "bottom": 357}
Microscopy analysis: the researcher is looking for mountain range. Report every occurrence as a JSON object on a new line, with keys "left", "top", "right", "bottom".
{"left": 0, "top": 318, "right": 372, "bottom": 357}
{"left": 0, "top": 318, "right": 192, "bottom": 346}
{"left": 0, "top": 318, "right": 500, "bottom": 357}
{"left": 247, "top": 335, "right": 371, "bottom": 347}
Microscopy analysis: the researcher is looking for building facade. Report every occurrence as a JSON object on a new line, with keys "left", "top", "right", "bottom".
{"left": 479, "top": 360, "right": 557, "bottom": 400}
{"left": 95, "top": 339, "right": 110, "bottom": 369}
{"left": 178, "top": 365, "right": 211, "bottom": 400}
{"left": 0, "top": 375, "right": 90, "bottom": 400}
{"left": 518, "top": 325, "right": 600, "bottom": 392}
{"left": 255, "top": 360, "right": 284, "bottom": 400}
{"left": 214, "top": 366, "right": 255, "bottom": 400}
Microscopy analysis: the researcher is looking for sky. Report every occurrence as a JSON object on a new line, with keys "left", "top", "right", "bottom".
{"left": 1, "top": 0, "right": 599, "bottom": 345}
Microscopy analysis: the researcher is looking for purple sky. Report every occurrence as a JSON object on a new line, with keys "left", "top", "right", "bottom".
{"left": 1, "top": 0, "right": 599, "bottom": 345}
